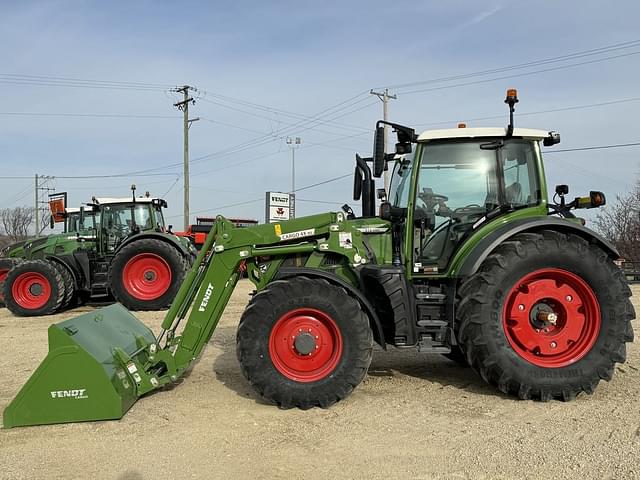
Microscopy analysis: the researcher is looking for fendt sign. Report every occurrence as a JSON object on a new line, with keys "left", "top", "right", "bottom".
{"left": 265, "top": 191, "right": 295, "bottom": 223}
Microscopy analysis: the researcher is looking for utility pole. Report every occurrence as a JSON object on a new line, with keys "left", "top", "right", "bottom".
{"left": 34, "top": 174, "right": 55, "bottom": 237}
{"left": 172, "top": 85, "right": 199, "bottom": 230}
{"left": 34, "top": 174, "right": 39, "bottom": 237}
{"left": 370, "top": 88, "right": 397, "bottom": 193}
{"left": 286, "top": 137, "right": 301, "bottom": 219}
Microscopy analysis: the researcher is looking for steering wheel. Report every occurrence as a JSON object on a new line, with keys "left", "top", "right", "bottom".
{"left": 111, "top": 224, "right": 130, "bottom": 238}
{"left": 453, "top": 204, "right": 483, "bottom": 213}
{"left": 452, "top": 204, "right": 485, "bottom": 224}
{"left": 418, "top": 190, "right": 449, "bottom": 204}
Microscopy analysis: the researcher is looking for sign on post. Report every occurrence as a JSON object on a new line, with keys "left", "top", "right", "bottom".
{"left": 265, "top": 192, "right": 295, "bottom": 223}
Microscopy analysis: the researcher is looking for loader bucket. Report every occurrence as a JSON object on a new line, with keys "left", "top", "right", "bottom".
{"left": 3, "top": 303, "right": 155, "bottom": 428}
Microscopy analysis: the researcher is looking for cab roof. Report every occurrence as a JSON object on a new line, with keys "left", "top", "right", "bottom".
{"left": 90, "top": 197, "right": 157, "bottom": 205}
{"left": 417, "top": 127, "right": 550, "bottom": 142}
{"left": 65, "top": 206, "right": 96, "bottom": 213}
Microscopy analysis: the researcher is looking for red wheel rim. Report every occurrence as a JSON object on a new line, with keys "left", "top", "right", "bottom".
{"left": 503, "top": 268, "right": 601, "bottom": 368}
{"left": 122, "top": 253, "right": 172, "bottom": 301}
{"left": 11, "top": 272, "right": 52, "bottom": 310}
{"left": 269, "top": 308, "right": 343, "bottom": 382}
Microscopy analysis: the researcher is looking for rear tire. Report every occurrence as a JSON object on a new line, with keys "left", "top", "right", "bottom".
{"left": 237, "top": 276, "right": 373, "bottom": 409}
{"left": 108, "top": 239, "right": 189, "bottom": 310}
{"left": 51, "top": 262, "right": 74, "bottom": 308}
{"left": 458, "top": 230, "right": 634, "bottom": 401}
{"left": 0, "top": 258, "right": 20, "bottom": 307}
{"left": 3, "top": 260, "right": 65, "bottom": 316}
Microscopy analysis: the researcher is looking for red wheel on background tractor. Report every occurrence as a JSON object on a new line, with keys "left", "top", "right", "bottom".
{"left": 457, "top": 230, "right": 634, "bottom": 401}
{"left": 3, "top": 260, "right": 66, "bottom": 316}
{"left": 237, "top": 276, "right": 373, "bottom": 409}
{"left": 108, "top": 238, "right": 189, "bottom": 310}
{"left": 0, "top": 258, "right": 20, "bottom": 307}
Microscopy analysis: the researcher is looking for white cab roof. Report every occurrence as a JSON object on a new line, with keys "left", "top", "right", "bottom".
{"left": 92, "top": 197, "right": 155, "bottom": 205}
{"left": 65, "top": 207, "right": 96, "bottom": 213}
{"left": 417, "top": 127, "right": 549, "bottom": 142}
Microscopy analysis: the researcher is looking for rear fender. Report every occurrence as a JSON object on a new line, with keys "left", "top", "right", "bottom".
{"left": 116, "top": 232, "right": 192, "bottom": 257}
{"left": 274, "top": 267, "right": 387, "bottom": 349}
{"left": 457, "top": 217, "right": 619, "bottom": 277}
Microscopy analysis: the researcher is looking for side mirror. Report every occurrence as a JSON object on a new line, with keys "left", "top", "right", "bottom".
{"left": 79, "top": 206, "right": 85, "bottom": 230}
{"left": 353, "top": 165, "right": 363, "bottom": 201}
{"left": 373, "top": 126, "right": 385, "bottom": 177}
{"left": 544, "top": 131, "right": 561, "bottom": 146}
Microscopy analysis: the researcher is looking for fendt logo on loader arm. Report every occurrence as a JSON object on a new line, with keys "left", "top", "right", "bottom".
{"left": 50, "top": 389, "right": 88, "bottom": 399}
{"left": 198, "top": 283, "right": 215, "bottom": 312}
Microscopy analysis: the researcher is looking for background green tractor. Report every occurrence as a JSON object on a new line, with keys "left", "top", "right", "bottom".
{"left": 0, "top": 194, "right": 196, "bottom": 316}
{"left": 4, "top": 90, "right": 635, "bottom": 428}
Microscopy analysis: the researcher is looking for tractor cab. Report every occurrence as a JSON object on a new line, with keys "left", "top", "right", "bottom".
{"left": 354, "top": 89, "right": 603, "bottom": 275}
{"left": 90, "top": 196, "right": 168, "bottom": 254}
{"left": 389, "top": 126, "right": 549, "bottom": 272}
{"left": 65, "top": 206, "right": 99, "bottom": 233}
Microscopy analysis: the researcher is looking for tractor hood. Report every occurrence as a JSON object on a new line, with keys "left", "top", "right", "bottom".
{"left": 1, "top": 239, "right": 29, "bottom": 258}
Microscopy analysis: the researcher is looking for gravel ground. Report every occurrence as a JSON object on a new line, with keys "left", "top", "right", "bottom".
{"left": 0, "top": 280, "right": 638, "bottom": 480}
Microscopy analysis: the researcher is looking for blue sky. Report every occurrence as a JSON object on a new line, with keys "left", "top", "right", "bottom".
{"left": 1, "top": 1, "right": 639, "bottom": 227}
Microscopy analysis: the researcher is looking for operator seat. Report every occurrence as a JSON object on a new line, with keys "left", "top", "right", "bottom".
{"left": 505, "top": 182, "right": 523, "bottom": 205}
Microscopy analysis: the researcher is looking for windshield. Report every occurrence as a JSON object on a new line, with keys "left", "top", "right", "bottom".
{"left": 389, "top": 139, "right": 541, "bottom": 213}
{"left": 66, "top": 211, "right": 98, "bottom": 232}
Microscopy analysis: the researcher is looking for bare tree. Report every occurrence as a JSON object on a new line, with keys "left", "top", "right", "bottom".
{"left": 0, "top": 206, "right": 35, "bottom": 241}
{"left": 37, "top": 208, "right": 52, "bottom": 236}
{"left": 593, "top": 180, "right": 640, "bottom": 262}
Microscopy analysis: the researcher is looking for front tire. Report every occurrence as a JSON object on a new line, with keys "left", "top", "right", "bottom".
{"left": 458, "top": 230, "right": 634, "bottom": 401}
{"left": 108, "top": 239, "right": 189, "bottom": 310}
{"left": 237, "top": 276, "right": 373, "bottom": 409}
{"left": 3, "top": 260, "right": 65, "bottom": 316}
{"left": 0, "top": 258, "right": 20, "bottom": 307}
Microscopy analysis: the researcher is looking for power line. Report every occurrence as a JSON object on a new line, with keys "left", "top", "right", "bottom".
{"left": 379, "top": 39, "right": 640, "bottom": 91}
{"left": 0, "top": 73, "right": 173, "bottom": 91}
{"left": 293, "top": 173, "right": 353, "bottom": 193}
{"left": 198, "top": 89, "right": 370, "bottom": 133}
{"left": 398, "top": 50, "right": 640, "bottom": 96}
{"left": 544, "top": 142, "right": 640, "bottom": 153}
{"left": 0, "top": 73, "right": 171, "bottom": 88}
{"left": 413, "top": 95, "right": 640, "bottom": 128}
{"left": 165, "top": 198, "right": 263, "bottom": 219}
{"left": 0, "top": 112, "right": 179, "bottom": 119}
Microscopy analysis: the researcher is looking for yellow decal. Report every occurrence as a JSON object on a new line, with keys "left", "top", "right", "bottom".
{"left": 274, "top": 224, "right": 282, "bottom": 236}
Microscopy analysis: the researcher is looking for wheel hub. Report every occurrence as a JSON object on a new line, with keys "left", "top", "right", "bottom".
{"left": 293, "top": 332, "right": 317, "bottom": 355}
{"left": 529, "top": 301, "right": 560, "bottom": 330}
{"left": 29, "top": 283, "right": 43, "bottom": 296}
{"left": 144, "top": 270, "right": 156, "bottom": 282}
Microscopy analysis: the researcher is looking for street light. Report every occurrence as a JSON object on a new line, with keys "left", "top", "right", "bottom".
{"left": 286, "top": 137, "right": 301, "bottom": 219}
{"left": 286, "top": 136, "right": 301, "bottom": 213}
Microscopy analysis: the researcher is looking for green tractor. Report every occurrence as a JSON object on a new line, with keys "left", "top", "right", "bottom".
{"left": 3, "top": 90, "right": 634, "bottom": 428}
{"left": 0, "top": 193, "right": 196, "bottom": 316}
